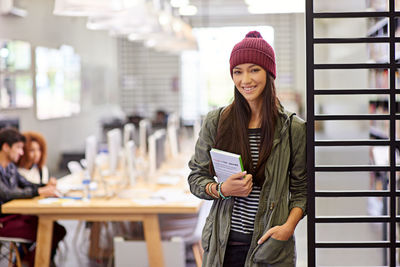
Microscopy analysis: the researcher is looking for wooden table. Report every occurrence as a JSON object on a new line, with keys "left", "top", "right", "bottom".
{"left": 2, "top": 190, "right": 202, "bottom": 267}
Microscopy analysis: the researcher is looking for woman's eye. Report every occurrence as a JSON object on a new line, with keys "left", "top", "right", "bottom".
{"left": 251, "top": 68, "right": 260, "bottom": 72}
{"left": 233, "top": 70, "right": 241, "bottom": 75}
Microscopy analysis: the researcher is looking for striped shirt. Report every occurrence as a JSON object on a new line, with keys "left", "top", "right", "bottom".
{"left": 229, "top": 128, "right": 262, "bottom": 243}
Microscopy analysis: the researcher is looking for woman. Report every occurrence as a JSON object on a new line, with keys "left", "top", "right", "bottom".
{"left": 188, "top": 31, "right": 307, "bottom": 267}
{"left": 17, "top": 131, "right": 56, "bottom": 186}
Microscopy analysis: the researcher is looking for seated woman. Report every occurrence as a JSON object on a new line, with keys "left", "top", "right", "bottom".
{"left": 17, "top": 131, "right": 55, "bottom": 186}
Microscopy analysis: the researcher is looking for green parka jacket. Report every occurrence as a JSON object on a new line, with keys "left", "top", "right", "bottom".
{"left": 188, "top": 106, "right": 307, "bottom": 267}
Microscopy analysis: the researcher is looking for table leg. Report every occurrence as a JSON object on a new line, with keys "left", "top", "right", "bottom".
{"left": 89, "top": 222, "right": 101, "bottom": 259}
{"left": 143, "top": 215, "right": 165, "bottom": 267}
{"left": 35, "top": 216, "right": 53, "bottom": 267}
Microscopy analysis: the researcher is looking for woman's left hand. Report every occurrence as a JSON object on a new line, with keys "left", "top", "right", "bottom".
{"left": 257, "top": 224, "right": 294, "bottom": 244}
{"left": 48, "top": 177, "right": 57, "bottom": 186}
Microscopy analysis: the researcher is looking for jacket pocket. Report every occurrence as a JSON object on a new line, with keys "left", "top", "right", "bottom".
{"left": 253, "top": 236, "right": 294, "bottom": 264}
{"left": 201, "top": 216, "right": 214, "bottom": 252}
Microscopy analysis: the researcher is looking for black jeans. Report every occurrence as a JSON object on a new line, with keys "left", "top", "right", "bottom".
{"left": 223, "top": 244, "right": 251, "bottom": 267}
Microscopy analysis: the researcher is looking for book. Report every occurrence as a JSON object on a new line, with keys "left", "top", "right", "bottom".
{"left": 210, "top": 148, "right": 244, "bottom": 182}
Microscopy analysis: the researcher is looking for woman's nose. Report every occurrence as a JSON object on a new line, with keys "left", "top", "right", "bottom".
{"left": 242, "top": 72, "right": 251, "bottom": 84}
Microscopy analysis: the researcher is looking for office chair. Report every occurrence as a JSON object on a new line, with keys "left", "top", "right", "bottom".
{"left": 0, "top": 236, "right": 32, "bottom": 267}
{"left": 158, "top": 200, "right": 212, "bottom": 267}
{"left": 184, "top": 200, "right": 212, "bottom": 267}
{"left": 67, "top": 161, "right": 83, "bottom": 174}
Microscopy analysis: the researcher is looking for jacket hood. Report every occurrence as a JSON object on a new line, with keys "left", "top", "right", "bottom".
{"left": 273, "top": 103, "right": 295, "bottom": 143}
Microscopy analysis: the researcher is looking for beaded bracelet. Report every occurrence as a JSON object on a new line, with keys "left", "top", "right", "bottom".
{"left": 207, "top": 183, "right": 219, "bottom": 199}
{"left": 217, "top": 182, "right": 231, "bottom": 200}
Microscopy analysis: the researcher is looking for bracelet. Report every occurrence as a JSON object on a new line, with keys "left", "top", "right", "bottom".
{"left": 206, "top": 183, "right": 212, "bottom": 197}
{"left": 217, "top": 182, "right": 231, "bottom": 200}
{"left": 210, "top": 183, "right": 220, "bottom": 199}
{"left": 207, "top": 183, "right": 219, "bottom": 199}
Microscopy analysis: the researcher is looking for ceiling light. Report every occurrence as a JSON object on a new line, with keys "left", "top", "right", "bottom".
{"left": 53, "top": 0, "right": 143, "bottom": 16}
{"left": 145, "top": 39, "right": 157, "bottom": 47}
{"left": 158, "top": 13, "right": 171, "bottom": 25}
{"left": 244, "top": 0, "right": 257, "bottom": 5}
{"left": 170, "top": 0, "right": 189, "bottom": 8}
{"left": 179, "top": 5, "right": 197, "bottom": 16}
{"left": 172, "top": 20, "right": 183, "bottom": 32}
{"left": 128, "top": 33, "right": 143, "bottom": 41}
{"left": 247, "top": 0, "right": 304, "bottom": 14}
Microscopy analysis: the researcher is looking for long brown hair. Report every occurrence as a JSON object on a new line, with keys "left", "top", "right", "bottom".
{"left": 17, "top": 131, "right": 47, "bottom": 169}
{"left": 212, "top": 72, "right": 279, "bottom": 186}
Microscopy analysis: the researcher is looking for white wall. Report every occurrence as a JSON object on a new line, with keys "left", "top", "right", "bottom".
{"left": 0, "top": 0, "right": 119, "bottom": 172}
{"left": 189, "top": 13, "right": 307, "bottom": 116}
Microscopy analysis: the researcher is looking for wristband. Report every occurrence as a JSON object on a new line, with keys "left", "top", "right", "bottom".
{"left": 217, "top": 182, "right": 231, "bottom": 200}
{"left": 207, "top": 183, "right": 219, "bottom": 199}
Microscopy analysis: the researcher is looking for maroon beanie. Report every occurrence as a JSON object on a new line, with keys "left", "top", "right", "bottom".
{"left": 229, "top": 31, "right": 276, "bottom": 79}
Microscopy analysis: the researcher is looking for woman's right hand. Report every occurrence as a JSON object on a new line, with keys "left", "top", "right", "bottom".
{"left": 221, "top": 171, "right": 253, "bottom": 197}
{"left": 38, "top": 184, "right": 60, "bottom": 198}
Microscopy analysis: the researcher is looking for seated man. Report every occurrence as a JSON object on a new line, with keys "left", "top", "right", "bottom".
{"left": 0, "top": 128, "right": 66, "bottom": 267}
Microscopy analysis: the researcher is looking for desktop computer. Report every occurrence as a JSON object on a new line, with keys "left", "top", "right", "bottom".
{"left": 106, "top": 128, "right": 122, "bottom": 175}
{"left": 123, "top": 123, "right": 135, "bottom": 146}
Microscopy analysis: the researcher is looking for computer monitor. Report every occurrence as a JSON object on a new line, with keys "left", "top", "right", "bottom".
{"left": 85, "top": 135, "right": 97, "bottom": 179}
{"left": 107, "top": 128, "right": 122, "bottom": 175}
{"left": 193, "top": 118, "right": 201, "bottom": 143}
{"left": 148, "top": 129, "right": 166, "bottom": 179}
{"left": 124, "top": 140, "right": 136, "bottom": 186}
{"left": 139, "top": 119, "right": 150, "bottom": 156}
{"left": 166, "top": 113, "right": 179, "bottom": 158}
{"left": 0, "top": 118, "right": 19, "bottom": 130}
{"left": 123, "top": 123, "right": 135, "bottom": 146}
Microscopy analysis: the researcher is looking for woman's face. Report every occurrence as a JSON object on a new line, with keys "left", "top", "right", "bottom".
{"left": 29, "top": 141, "right": 42, "bottom": 165}
{"left": 232, "top": 63, "right": 267, "bottom": 106}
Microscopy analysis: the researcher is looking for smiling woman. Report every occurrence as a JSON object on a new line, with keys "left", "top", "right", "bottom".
{"left": 188, "top": 31, "right": 307, "bottom": 267}
{"left": 232, "top": 64, "right": 267, "bottom": 110}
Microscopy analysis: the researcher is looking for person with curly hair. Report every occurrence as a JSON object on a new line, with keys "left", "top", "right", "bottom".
{"left": 17, "top": 131, "right": 56, "bottom": 186}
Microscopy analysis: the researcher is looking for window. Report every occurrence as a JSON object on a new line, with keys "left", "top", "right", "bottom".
{"left": 0, "top": 40, "right": 33, "bottom": 109}
{"left": 35, "top": 45, "right": 81, "bottom": 120}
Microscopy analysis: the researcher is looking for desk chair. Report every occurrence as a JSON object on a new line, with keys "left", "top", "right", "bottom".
{"left": 0, "top": 236, "right": 32, "bottom": 267}
{"left": 159, "top": 200, "right": 212, "bottom": 267}
{"left": 184, "top": 200, "right": 212, "bottom": 267}
{"left": 67, "top": 161, "right": 83, "bottom": 174}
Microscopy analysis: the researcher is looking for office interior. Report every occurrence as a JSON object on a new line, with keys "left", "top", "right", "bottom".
{"left": 0, "top": 0, "right": 396, "bottom": 266}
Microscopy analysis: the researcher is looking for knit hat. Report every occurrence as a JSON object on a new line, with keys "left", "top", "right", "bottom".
{"left": 229, "top": 31, "right": 276, "bottom": 79}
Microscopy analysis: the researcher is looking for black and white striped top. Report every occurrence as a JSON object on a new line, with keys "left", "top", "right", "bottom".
{"left": 229, "top": 128, "right": 262, "bottom": 243}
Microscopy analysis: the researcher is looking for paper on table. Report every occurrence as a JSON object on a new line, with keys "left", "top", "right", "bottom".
{"left": 38, "top": 198, "right": 76, "bottom": 205}
{"left": 150, "top": 188, "right": 200, "bottom": 203}
{"left": 131, "top": 199, "right": 165, "bottom": 206}
{"left": 156, "top": 175, "right": 180, "bottom": 185}
{"left": 166, "top": 167, "right": 191, "bottom": 177}
{"left": 118, "top": 188, "right": 152, "bottom": 199}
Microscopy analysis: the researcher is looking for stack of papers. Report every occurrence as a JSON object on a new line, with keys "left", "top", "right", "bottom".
{"left": 156, "top": 175, "right": 181, "bottom": 185}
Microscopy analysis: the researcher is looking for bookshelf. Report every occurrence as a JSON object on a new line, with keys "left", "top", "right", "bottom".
{"left": 366, "top": 2, "right": 400, "bottom": 263}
